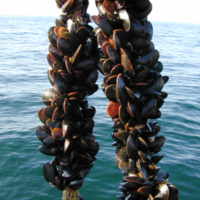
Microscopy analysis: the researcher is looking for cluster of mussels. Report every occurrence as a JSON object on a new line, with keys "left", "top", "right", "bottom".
{"left": 92, "top": 0, "right": 179, "bottom": 199}
{"left": 36, "top": 0, "right": 100, "bottom": 198}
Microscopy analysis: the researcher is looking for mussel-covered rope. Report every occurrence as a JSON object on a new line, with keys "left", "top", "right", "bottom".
{"left": 36, "top": 0, "right": 100, "bottom": 199}
{"left": 93, "top": 0, "right": 179, "bottom": 199}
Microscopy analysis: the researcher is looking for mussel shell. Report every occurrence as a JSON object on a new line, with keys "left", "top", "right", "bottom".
{"left": 136, "top": 49, "right": 159, "bottom": 67}
{"left": 85, "top": 69, "right": 98, "bottom": 87}
{"left": 55, "top": 18, "right": 65, "bottom": 27}
{"left": 137, "top": 151, "right": 150, "bottom": 163}
{"left": 97, "top": 33, "right": 109, "bottom": 46}
{"left": 43, "top": 162, "right": 58, "bottom": 186}
{"left": 95, "top": 49, "right": 104, "bottom": 75}
{"left": 105, "top": 84, "right": 117, "bottom": 102}
{"left": 42, "top": 106, "right": 55, "bottom": 118}
{"left": 69, "top": 44, "right": 82, "bottom": 65}
{"left": 125, "top": 87, "right": 141, "bottom": 104}
{"left": 127, "top": 135, "right": 138, "bottom": 159}
{"left": 154, "top": 183, "right": 169, "bottom": 200}
{"left": 89, "top": 141, "right": 99, "bottom": 156}
{"left": 137, "top": 186, "right": 154, "bottom": 197}
{"left": 79, "top": 136, "right": 89, "bottom": 151}
{"left": 103, "top": 0, "right": 116, "bottom": 15}
{"left": 107, "top": 101, "right": 120, "bottom": 118}
{"left": 130, "top": 19, "right": 145, "bottom": 37}
{"left": 77, "top": 167, "right": 91, "bottom": 178}
{"left": 67, "top": 179, "right": 85, "bottom": 190}
{"left": 120, "top": 181, "right": 140, "bottom": 189}
{"left": 155, "top": 172, "right": 169, "bottom": 180}
{"left": 47, "top": 69, "right": 55, "bottom": 86}
{"left": 75, "top": 54, "right": 96, "bottom": 71}
{"left": 101, "top": 41, "right": 110, "bottom": 57}
{"left": 35, "top": 126, "right": 51, "bottom": 142}
{"left": 150, "top": 76, "right": 164, "bottom": 92}
{"left": 56, "top": 0, "right": 62, "bottom": 8}
{"left": 167, "top": 183, "right": 179, "bottom": 200}
{"left": 106, "top": 75, "right": 117, "bottom": 85}
{"left": 136, "top": 159, "right": 148, "bottom": 181}
{"left": 119, "top": 104, "right": 131, "bottom": 124}
{"left": 69, "top": 148, "right": 80, "bottom": 164}
{"left": 116, "top": 73, "right": 128, "bottom": 105}
{"left": 64, "top": 138, "right": 75, "bottom": 153}
{"left": 119, "top": 9, "right": 137, "bottom": 32}
{"left": 138, "top": 137, "right": 149, "bottom": 151}
{"left": 112, "top": 32, "right": 120, "bottom": 50}
{"left": 42, "top": 88, "right": 58, "bottom": 101}
{"left": 138, "top": 98, "right": 157, "bottom": 119}
{"left": 136, "top": 2, "right": 152, "bottom": 20}
{"left": 51, "top": 94, "right": 67, "bottom": 107}
{"left": 113, "top": 29, "right": 132, "bottom": 41}
{"left": 62, "top": 166, "right": 77, "bottom": 179}
{"left": 43, "top": 135, "right": 58, "bottom": 145}
{"left": 82, "top": 106, "right": 96, "bottom": 118}
{"left": 133, "top": 0, "right": 150, "bottom": 11}
{"left": 38, "top": 108, "right": 50, "bottom": 124}
{"left": 51, "top": 128, "right": 63, "bottom": 140}
{"left": 38, "top": 144, "right": 62, "bottom": 156}
{"left": 117, "top": 159, "right": 133, "bottom": 173}
{"left": 48, "top": 27, "right": 58, "bottom": 48}
{"left": 151, "top": 155, "right": 164, "bottom": 165}
{"left": 131, "top": 38, "right": 150, "bottom": 51}
{"left": 83, "top": 36, "right": 98, "bottom": 57}
{"left": 62, "top": 0, "right": 75, "bottom": 13}
{"left": 127, "top": 101, "right": 139, "bottom": 118}
{"left": 47, "top": 53, "right": 57, "bottom": 68}
{"left": 53, "top": 71, "right": 71, "bottom": 94}
{"left": 151, "top": 61, "right": 163, "bottom": 73}
{"left": 49, "top": 43, "right": 64, "bottom": 64}
{"left": 121, "top": 55, "right": 135, "bottom": 79}
{"left": 144, "top": 21, "right": 153, "bottom": 42}
{"left": 75, "top": 26, "right": 89, "bottom": 43}
{"left": 57, "top": 33, "right": 81, "bottom": 57}
{"left": 107, "top": 45, "right": 121, "bottom": 64}
{"left": 114, "top": 130, "right": 130, "bottom": 144}
{"left": 162, "top": 76, "right": 169, "bottom": 84}
{"left": 110, "top": 64, "right": 123, "bottom": 75}
{"left": 103, "top": 58, "right": 115, "bottom": 74}
{"left": 60, "top": 13, "right": 68, "bottom": 24}
{"left": 42, "top": 100, "right": 51, "bottom": 106}
{"left": 62, "top": 119, "right": 73, "bottom": 138}
{"left": 156, "top": 96, "right": 164, "bottom": 109}
{"left": 97, "top": 15, "right": 113, "bottom": 38}
{"left": 113, "top": 118, "right": 124, "bottom": 130}
{"left": 123, "top": 176, "right": 145, "bottom": 185}
{"left": 160, "top": 91, "right": 168, "bottom": 99}
{"left": 147, "top": 136, "right": 166, "bottom": 150}
{"left": 135, "top": 67, "right": 148, "bottom": 83}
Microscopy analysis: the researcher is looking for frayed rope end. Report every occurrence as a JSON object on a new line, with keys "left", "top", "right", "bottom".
{"left": 62, "top": 187, "right": 83, "bottom": 200}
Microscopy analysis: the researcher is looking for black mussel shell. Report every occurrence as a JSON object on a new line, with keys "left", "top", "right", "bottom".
{"left": 67, "top": 179, "right": 85, "bottom": 190}
{"left": 38, "top": 144, "right": 62, "bottom": 156}
{"left": 36, "top": 126, "right": 51, "bottom": 142}
{"left": 48, "top": 27, "right": 58, "bottom": 48}
{"left": 43, "top": 162, "right": 58, "bottom": 186}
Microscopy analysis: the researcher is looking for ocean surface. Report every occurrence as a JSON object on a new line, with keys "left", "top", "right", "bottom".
{"left": 0, "top": 15, "right": 199, "bottom": 200}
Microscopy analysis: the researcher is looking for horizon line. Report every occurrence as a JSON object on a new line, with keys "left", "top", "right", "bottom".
{"left": 0, "top": 14, "right": 199, "bottom": 25}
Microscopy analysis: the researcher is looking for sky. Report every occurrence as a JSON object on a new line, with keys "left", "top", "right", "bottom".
{"left": 0, "top": 0, "right": 200, "bottom": 24}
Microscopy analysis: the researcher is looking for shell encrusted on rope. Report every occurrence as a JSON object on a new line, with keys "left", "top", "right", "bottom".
{"left": 93, "top": 0, "right": 179, "bottom": 199}
{"left": 36, "top": 0, "right": 100, "bottom": 199}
